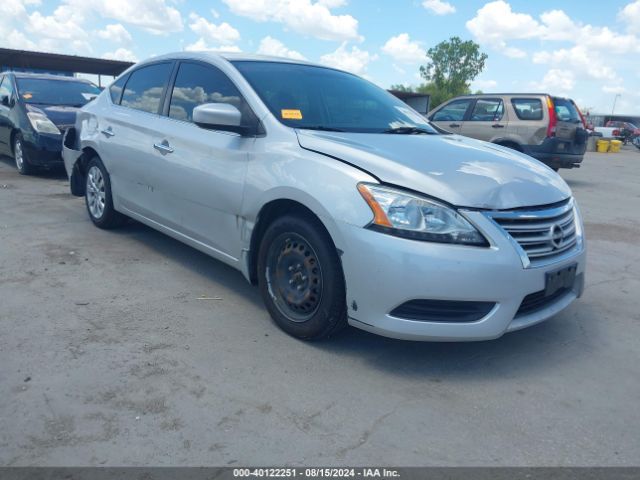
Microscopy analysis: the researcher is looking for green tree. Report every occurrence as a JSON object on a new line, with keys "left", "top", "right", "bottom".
{"left": 419, "top": 36, "right": 488, "bottom": 108}
{"left": 389, "top": 84, "right": 414, "bottom": 93}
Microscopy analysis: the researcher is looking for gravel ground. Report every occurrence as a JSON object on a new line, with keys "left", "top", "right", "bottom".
{"left": 0, "top": 148, "right": 639, "bottom": 466}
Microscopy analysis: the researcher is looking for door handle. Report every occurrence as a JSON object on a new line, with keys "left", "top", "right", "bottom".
{"left": 449, "top": 123, "right": 461, "bottom": 128}
{"left": 100, "top": 127, "right": 115, "bottom": 138}
{"left": 492, "top": 124, "right": 505, "bottom": 128}
{"left": 153, "top": 141, "right": 174, "bottom": 154}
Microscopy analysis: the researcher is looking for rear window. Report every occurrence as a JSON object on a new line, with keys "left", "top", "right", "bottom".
{"left": 15, "top": 78, "right": 100, "bottom": 107}
{"left": 553, "top": 97, "right": 580, "bottom": 122}
{"left": 511, "top": 98, "right": 543, "bottom": 121}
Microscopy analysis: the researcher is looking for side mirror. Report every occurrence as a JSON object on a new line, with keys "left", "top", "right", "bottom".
{"left": 193, "top": 103, "right": 249, "bottom": 135}
{"left": 1, "top": 95, "right": 10, "bottom": 107}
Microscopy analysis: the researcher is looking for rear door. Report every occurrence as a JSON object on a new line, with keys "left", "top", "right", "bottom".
{"left": 428, "top": 98, "right": 473, "bottom": 134}
{"left": 98, "top": 62, "right": 175, "bottom": 218}
{"left": 460, "top": 97, "right": 507, "bottom": 141}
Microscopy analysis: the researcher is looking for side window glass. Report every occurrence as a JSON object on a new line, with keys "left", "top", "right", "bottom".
{"left": 470, "top": 99, "right": 503, "bottom": 122}
{"left": 109, "top": 74, "right": 128, "bottom": 105}
{"left": 168, "top": 62, "right": 256, "bottom": 127}
{"left": 511, "top": 98, "right": 543, "bottom": 121}
{"left": 432, "top": 100, "right": 471, "bottom": 122}
{"left": 121, "top": 63, "right": 173, "bottom": 114}
{"left": 0, "top": 76, "right": 15, "bottom": 100}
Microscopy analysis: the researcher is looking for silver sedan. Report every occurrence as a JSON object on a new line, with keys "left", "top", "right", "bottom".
{"left": 63, "top": 52, "right": 586, "bottom": 341}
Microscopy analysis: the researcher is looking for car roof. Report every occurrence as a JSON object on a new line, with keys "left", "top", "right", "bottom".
{"left": 137, "top": 51, "right": 327, "bottom": 70}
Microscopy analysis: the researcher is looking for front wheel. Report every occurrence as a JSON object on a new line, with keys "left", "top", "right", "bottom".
{"left": 257, "top": 214, "right": 347, "bottom": 340}
{"left": 85, "top": 157, "right": 125, "bottom": 229}
{"left": 13, "top": 134, "right": 34, "bottom": 175}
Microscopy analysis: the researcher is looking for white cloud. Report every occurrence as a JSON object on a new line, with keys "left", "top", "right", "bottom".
{"left": 471, "top": 79, "right": 498, "bottom": 91}
{"left": 66, "top": 0, "right": 183, "bottom": 35}
{"left": 189, "top": 13, "right": 240, "bottom": 44}
{"left": 320, "top": 42, "right": 376, "bottom": 75}
{"left": 317, "top": 0, "right": 347, "bottom": 7}
{"left": 466, "top": 1, "right": 542, "bottom": 46}
{"left": 184, "top": 38, "right": 242, "bottom": 53}
{"left": 620, "top": 0, "right": 640, "bottom": 34}
{"left": 381, "top": 33, "right": 425, "bottom": 64}
{"left": 422, "top": 0, "right": 455, "bottom": 15}
{"left": 602, "top": 85, "right": 626, "bottom": 95}
{"left": 221, "top": 0, "right": 360, "bottom": 41}
{"left": 257, "top": 36, "right": 306, "bottom": 60}
{"left": 102, "top": 48, "right": 138, "bottom": 62}
{"left": 532, "top": 69, "right": 575, "bottom": 96}
{"left": 96, "top": 24, "right": 132, "bottom": 44}
{"left": 504, "top": 46, "right": 526, "bottom": 58}
{"left": 533, "top": 45, "right": 618, "bottom": 82}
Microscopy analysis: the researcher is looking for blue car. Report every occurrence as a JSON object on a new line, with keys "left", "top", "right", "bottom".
{"left": 0, "top": 72, "right": 101, "bottom": 174}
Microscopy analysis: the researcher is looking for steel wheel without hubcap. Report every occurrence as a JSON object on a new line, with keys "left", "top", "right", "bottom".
{"left": 265, "top": 232, "right": 323, "bottom": 323}
{"left": 86, "top": 165, "right": 106, "bottom": 219}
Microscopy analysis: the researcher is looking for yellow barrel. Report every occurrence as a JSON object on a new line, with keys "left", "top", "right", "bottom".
{"left": 609, "top": 139, "right": 622, "bottom": 153}
{"left": 596, "top": 139, "right": 610, "bottom": 153}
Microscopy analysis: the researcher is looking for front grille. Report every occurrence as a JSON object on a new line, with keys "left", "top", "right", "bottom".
{"left": 389, "top": 299, "right": 495, "bottom": 322}
{"left": 516, "top": 287, "right": 571, "bottom": 317}
{"left": 489, "top": 199, "right": 578, "bottom": 266}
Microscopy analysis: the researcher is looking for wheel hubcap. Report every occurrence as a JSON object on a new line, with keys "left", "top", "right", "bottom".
{"left": 266, "top": 233, "right": 323, "bottom": 322}
{"left": 15, "top": 140, "right": 23, "bottom": 170}
{"left": 86, "top": 166, "right": 106, "bottom": 219}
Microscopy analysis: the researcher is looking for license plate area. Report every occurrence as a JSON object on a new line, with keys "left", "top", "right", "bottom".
{"left": 545, "top": 264, "right": 577, "bottom": 296}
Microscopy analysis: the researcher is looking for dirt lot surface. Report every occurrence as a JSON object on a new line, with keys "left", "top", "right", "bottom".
{"left": 1, "top": 149, "right": 639, "bottom": 466}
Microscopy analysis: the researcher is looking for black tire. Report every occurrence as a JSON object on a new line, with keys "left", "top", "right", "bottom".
{"left": 13, "top": 133, "right": 35, "bottom": 175}
{"left": 257, "top": 214, "right": 347, "bottom": 340}
{"left": 84, "top": 156, "right": 126, "bottom": 229}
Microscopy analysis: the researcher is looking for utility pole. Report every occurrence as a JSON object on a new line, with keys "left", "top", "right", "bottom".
{"left": 611, "top": 94, "right": 621, "bottom": 115}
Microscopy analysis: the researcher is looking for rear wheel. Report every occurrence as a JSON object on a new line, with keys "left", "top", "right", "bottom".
{"left": 257, "top": 214, "right": 347, "bottom": 340}
{"left": 13, "top": 134, "right": 34, "bottom": 175}
{"left": 85, "top": 156, "right": 125, "bottom": 229}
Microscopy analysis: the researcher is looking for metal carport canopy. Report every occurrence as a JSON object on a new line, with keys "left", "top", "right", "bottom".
{"left": 0, "top": 48, "right": 134, "bottom": 76}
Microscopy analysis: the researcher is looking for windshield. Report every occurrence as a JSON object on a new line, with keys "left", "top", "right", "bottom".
{"left": 16, "top": 78, "right": 101, "bottom": 107}
{"left": 232, "top": 61, "right": 437, "bottom": 134}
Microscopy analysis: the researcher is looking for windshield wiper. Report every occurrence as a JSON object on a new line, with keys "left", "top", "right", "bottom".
{"left": 296, "top": 126, "right": 346, "bottom": 132}
{"left": 383, "top": 126, "right": 435, "bottom": 135}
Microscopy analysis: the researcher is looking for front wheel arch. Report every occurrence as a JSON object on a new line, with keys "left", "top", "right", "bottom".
{"left": 248, "top": 199, "right": 338, "bottom": 286}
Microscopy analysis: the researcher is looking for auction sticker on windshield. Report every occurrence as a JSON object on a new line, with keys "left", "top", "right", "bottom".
{"left": 281, "top": 109, "right": 303, "bottom": 120}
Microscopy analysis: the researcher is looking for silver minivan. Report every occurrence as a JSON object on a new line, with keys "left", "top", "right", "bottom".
{"left": 63, "top": 52, "right": 586, "bottom": 341}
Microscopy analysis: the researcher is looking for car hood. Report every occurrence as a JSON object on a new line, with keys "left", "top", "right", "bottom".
{"left": 296, "top": 130, "right": 571, "bottom": 210}
{"left": 26, "top": 103, "right": 80, "bottom": 128}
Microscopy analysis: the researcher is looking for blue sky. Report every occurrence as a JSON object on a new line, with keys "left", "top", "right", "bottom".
{"left": 2, "top": 0, "right": 639, "bottom": 114}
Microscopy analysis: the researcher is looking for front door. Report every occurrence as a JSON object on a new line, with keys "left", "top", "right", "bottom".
{"left": 0, "top": 76, "right": 16, "bottom": 155}
{"left": 429, "top": 98, "right": 473, "bottom": 134}
{"left": 146, "top": 61, "right": 256, "bottom": 260}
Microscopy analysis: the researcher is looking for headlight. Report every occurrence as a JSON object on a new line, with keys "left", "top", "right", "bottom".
{"left": 27, "top": 112, "right": 61, "bottom": 135}
{"left": 357, "top": 183, "right": 488, "bottom": 246}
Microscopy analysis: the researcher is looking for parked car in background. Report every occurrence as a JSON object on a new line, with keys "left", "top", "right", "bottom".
{"left": 605, "top": 120, "right": 640, "bottom": 144}
{"left": 62, "top": 52, "right": 585, "bottom": 342}
{"left": 0, "top": 72, "right": 100, "bottom": 174}
{"left": 428, "top": 94, "right": 588, "bottom": 170}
